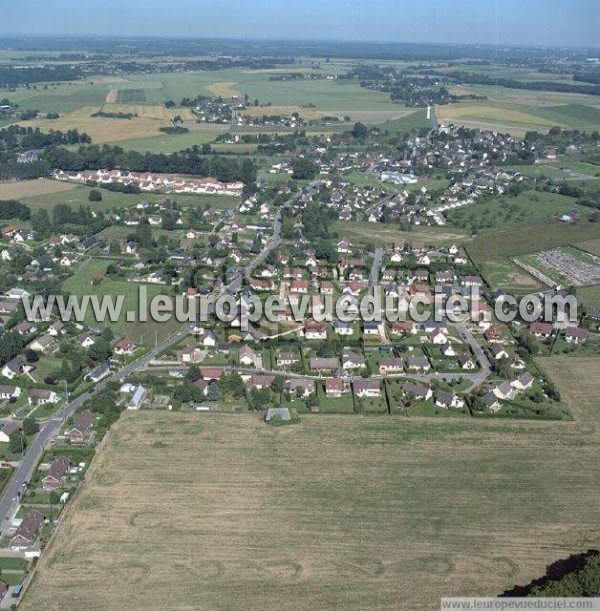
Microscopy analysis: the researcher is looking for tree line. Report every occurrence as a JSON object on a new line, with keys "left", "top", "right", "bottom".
{"left": 44, "top": 145, "right": 257, "bottom": 183}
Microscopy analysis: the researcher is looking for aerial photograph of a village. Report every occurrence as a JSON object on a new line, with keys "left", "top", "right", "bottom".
{"left": 0, "top": 1, "right": 598, "bottom": 609}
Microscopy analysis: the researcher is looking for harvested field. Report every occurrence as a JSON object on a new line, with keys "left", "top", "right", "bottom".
{"left": 0, "top": 178, "right": 77, "bottom": 200}
{"left": 206, "top": 81, "right": 241, "bottom": 98}
{"left": 535, "top": 356, "right": 600, "bottom": 423}
{"left": 22, "top": 408, "right": 600, "bottom": 611}
{"left": 20, "top": 108, "right": 169, "bottom": 144}
{"left": 105, "top": 89, "right": 118, "bottom": 104}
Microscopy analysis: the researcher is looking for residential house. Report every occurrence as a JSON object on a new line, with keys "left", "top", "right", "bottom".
{"left": 441, "top": 343, "right": 456, "bottom": 357}
{"left": 1, "top": 357, "right": 24, "bottom": 380}
{"left": 325, "top": 378, "right": 344, "bottom": 397}
{"left": 435, "top": 391, "right": 464, "bottom": 409}
{"left": 309, "top": 358, "right": 339, "bottom": 373}
{"left": 379, "top": 358, "right": 404, "bottom": 375}
{"left": 529, "top": 321, "right": 553, "bottom": 339}
{"left": 287, "top": 379, "right": 315, "bottom": 398}
{"left": 565, "top": 326, "right": 589, "bottom": 344}
{"left": 0, "top": 386, "right": 21, "bottom": 401}
{"left": 305, "top": 321, "right": 327, "bottom": 340}
{"left": 353, "top": 379, "right": 381, "bottom": 398}
{"left": 403, "top": 382, "right": 433, "bottom": 401}
{"left": 332, "top": 319, "right": 353, "bottom": 335}
{"left": 494, "top": 381, "right": 517, "bottom": 401}
{"left": 77, "top": 332, "right": 96, "bottom": 349}
{"left": 115, "top": 338, "right": 137, "bottom": 355}
{"left": 457, "top": 355, "right": 476, "bottom": 370}
{"left": 42, "top": 456, "right": 72, "bottom": 490}
{"left": 405, "top": 357, "right": 431, "bottom": 373}
{"left": 511, "top": 372, "right": 534, "bottom": 391}
{"left": 239, "top": 346, "right": 260, "bottom": 368}
{"left": 181, "top": 345, "right": 202, "bottom": 364}
{"left": 28, "top": 334, "right": 55, "bottom": 353}
{"left": 85, "top": 361, "right": 110, "bottom": 383}
{"left": 48, "top": 321, "right": 64, "bottom": 337}
{"left": 276, "top": 352, "right": 300, "bottom": 367}
{"left": 390, "top": 321, "right": 416, "bottom": 336}
{"left": 483, "top": 391, "right": 501, "bottom": 412}
{"left": 69, "top": 409, "right": 94, "bottom": 441}
{"left": 0, "top": 421, "right": 21, "bottom": 443}
{"left": 10, "top": 510, "right": 44, "bottom": 549}
{"left": 246, "top": 375, "right": 274, "bottom": 391}
{"left": 341, "top": 352, "right": 366, "bottom": 371}
{"left": 490, "top": 345, "right": 509, "bottom": 360}
{"left": 363, "top": 321, "right": 382, "bottom": 336}
{"left": 28, "top": 389, "right": 58, "bottom": 407}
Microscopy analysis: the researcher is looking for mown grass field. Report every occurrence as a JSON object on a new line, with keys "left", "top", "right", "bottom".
{"left": 447, "top": 190, "right": 582, "bottom": 232}
{"left": 15, "top": 183, "right": 238, "bottom": 213}
{"left": 116, "top": 124, "right": 229, "bottom": 153}
{"left": 23, "top": 404, "right": 600, "bottom": 611}
{"left": 332, "top": 220, "right": 468, "bottom": 247}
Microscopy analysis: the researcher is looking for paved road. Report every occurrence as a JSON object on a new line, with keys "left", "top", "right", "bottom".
{"left": 430, "top": 104, "right": 439, "bottom": 130}
{"left": 356, "top": 194, "right": 394, "bottom": 223}
{"left": 243, "top": 210, "right": 282, "bottom": 280}
{"left": 369, "top": 248, "right": 384, "bottom": 290}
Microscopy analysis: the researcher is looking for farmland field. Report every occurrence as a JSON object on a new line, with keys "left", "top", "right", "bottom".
{"left": 332, "top": 220, "right": 468, "bottom": 247}
{"left": 575, "top": 238, "right": 600, "bottom": 257}
{"left": 467, "top": 220, "right": 600, "bottom": 291}
{"left": 116, "top": 124, "right": 229, "bottom": 153}
{"left": 436, "top": 89, "right": 600, "bottom": 135}
{"left": 0, "top": 178, "right": 78, "bottom": 201}
{"left": 19, "top": 108, "right": 171, "bottom": 144}
{"left": 22, "top": 408, "right": 600, "bottom": 611}
{"left": 115, "top": 89, "right": 147, "bottom": 103}
{"left": 577, "top": 284, "right": 600, "bottom": 309}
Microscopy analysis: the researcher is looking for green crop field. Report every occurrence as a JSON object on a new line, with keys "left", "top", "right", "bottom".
{"left": 7, "top": 82, "right": 113, "bottom": 114}
{"left": 527, "top": 104, "right": 600, "bottom": 129}
{"left": 116, "top": 125, "right": 228, "bottom": 153}
{"left": 22, "top": 406, "right": 600, "bottom": 611}
{"left": 577, "top": 284, "right": 600, "bottom": 309}
{"left": 466, "top": 220, "right": 600, "bottom": 291}
{"left": 376, "top": 108, "right": 430, "bottom": 133}
{"left": 115, "top": 89, "right": 147, "bottom": 103}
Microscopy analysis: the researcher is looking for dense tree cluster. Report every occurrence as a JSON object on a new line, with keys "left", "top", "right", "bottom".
{"left": 44, "top": 145, "right": 257, "bottom": 183}
{"left": 0, "top": 199, "right": 31, "bottom": 221}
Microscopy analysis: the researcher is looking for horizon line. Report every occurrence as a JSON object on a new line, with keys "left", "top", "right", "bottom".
{"left": 0, "top": 33, "right": 598, "bottom": 52}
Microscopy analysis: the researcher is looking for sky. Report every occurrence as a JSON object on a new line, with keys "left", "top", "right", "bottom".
{"left": 0, "top": 0, "right": 598, "bottom": 48}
